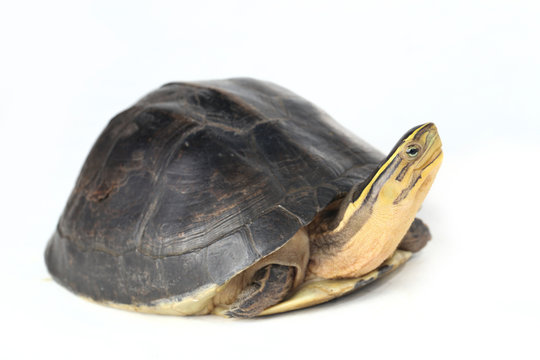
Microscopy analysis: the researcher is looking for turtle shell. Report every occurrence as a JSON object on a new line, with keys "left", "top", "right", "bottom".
{"left": 45, "top": 78, "right": 385, "bottom": 305}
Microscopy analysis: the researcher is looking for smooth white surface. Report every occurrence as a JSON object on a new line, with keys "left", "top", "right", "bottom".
{"left": 1, "top": 1, "right": 539, "bottom": 359}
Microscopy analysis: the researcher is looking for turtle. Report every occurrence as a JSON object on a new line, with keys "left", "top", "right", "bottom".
{"left": 45, "top": 78, "right": 443, "bottom": 318}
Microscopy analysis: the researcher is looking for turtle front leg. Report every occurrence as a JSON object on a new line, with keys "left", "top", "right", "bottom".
{"left": 226, "top": 264, "right": 296, "bottom": 318}
{"left": 398, "top": 218, "right": 432, "bottom": 253}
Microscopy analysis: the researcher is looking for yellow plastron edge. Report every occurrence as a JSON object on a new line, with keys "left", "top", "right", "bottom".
{"left": 257, "top": 249, "right": 412, "bottom": 316}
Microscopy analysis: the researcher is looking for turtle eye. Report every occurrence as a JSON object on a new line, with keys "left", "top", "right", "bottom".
{"left": 406, "top": 145, "right": 421, "bottom": 158}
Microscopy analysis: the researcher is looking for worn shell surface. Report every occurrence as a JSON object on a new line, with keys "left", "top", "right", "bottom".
{"left": 45, "top": 78, "right": 385, "bottom": 305}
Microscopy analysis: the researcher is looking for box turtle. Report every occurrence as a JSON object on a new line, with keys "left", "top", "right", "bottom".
{"left": 45, "top": 78, "right": 443, "bottom": 318}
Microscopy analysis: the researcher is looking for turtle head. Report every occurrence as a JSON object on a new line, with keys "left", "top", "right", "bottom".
{"left": 357, "top": 122, "right": 443, "bottom": 210}
{"left": 308, "top": 123, "right": 442, "bottom": 279}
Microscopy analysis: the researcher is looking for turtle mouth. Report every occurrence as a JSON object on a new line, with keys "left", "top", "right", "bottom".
{"left": 416, "top": 149, "right": 443, "bottom": 196}
{"left": 419, "top": 127, "right": 443, "bottom": 172}
{"left": 421, "top": 148, "right": 443, "bottom": 171}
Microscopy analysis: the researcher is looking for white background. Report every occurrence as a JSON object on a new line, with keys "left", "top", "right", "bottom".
{"left": 1, "top": 1, "right": 539, "bottom": 359}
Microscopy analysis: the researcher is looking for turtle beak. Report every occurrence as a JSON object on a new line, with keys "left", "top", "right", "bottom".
{"left": 419, "top": 124, "right": 443, "bottom": 171}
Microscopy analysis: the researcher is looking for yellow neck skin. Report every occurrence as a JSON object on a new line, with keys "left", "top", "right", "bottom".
{"left": 308, "top": 123, "right": 443, "bottom": 279}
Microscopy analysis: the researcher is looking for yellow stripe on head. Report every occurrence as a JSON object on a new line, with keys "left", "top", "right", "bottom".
{"left": 352, "top": 122, "right": 441, "bottom": 207}
{"left": 336, "top": 123, "right": 442, "bottom": 231}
